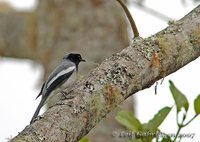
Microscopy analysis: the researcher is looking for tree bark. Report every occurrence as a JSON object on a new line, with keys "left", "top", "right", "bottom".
{"left": 10, "top": 4, "right": 200, "bottom": 142}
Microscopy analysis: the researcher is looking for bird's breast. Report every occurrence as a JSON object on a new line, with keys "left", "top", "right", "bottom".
{"left": 60, "top": 70, "right": 76, "bottom": 90}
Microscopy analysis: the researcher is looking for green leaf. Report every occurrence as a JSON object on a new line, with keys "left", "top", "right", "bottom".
{"left": 144, "top": 107, "right": 171, "bottom": 130}
{"left": 161, "top": 136, "right": 172, "bottom": 142}
{"left": 116, "top": 110, "right": 142, "bottom": 131}
{"left": 194, "top": 94, "right": 200, "bottom": 115}
{"left": 169, "top": 80, "right": 189, "bottom": 112}
{"left": 79, "top": 137, "right": 89, "bottom": 142}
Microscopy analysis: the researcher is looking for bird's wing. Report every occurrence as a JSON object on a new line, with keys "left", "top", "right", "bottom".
{"left": 45, "top": 61, "right": 76, "bottom": 94}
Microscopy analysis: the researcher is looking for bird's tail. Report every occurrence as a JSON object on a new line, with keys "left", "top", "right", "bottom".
{"left": 36, "top": 82, "right": 45, "bottom": 99}
{"left": 30, "top": 96, "right": 46, "bottom": 124}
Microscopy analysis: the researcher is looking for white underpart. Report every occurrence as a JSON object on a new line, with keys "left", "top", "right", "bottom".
{"left": 46, "top": 66, "right": 75, "bottom": 89}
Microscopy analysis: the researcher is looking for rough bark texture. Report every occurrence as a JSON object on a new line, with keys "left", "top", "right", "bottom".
{"left": 10, "top": 4, "right": 200, "bottom": 142}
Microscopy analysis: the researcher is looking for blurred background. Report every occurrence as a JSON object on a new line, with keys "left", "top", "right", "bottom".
{"left": 0, "top": 0, "right": 200, "bottom": 142}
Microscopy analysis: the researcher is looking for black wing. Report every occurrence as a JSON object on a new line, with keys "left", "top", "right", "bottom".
{"left": 45, "top": 70, "right": 74, "bottom": 97}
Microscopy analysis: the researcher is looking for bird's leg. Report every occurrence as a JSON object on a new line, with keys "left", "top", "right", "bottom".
{"left": 60, "top": 90, "right": 75, "bottom": 100}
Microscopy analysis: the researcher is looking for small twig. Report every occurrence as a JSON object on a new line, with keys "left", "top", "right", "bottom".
{"left": 183, "top": 114, "right": 198, "bottom": 127}
{"left": 154, "top": 81, "right": 158, "bottom": 95}
{"left": 116, "top": 0, "right": 139, "bottom": 37}
{"left": 173, "top": 122, "right": 183, "bottom": 142}
{"left": 174, "top": 112, "right": 187, "bottom": 142}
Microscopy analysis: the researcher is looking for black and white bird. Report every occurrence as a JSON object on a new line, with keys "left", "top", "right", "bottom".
{"left": 30, "top": 53, "right": 85, "bottom": 124}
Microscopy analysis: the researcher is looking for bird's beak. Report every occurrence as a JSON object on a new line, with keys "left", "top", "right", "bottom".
{"left": 81, "top": 59, "right": 86, "bottom": 62}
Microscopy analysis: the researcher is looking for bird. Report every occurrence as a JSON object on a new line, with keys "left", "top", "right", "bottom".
{"left": 30, "top": 53, "right": 85, "bottom": 124}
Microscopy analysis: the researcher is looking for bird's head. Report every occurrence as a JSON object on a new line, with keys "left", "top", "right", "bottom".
{"left": 63, "top": 53, "right": 86, "bottom": 64}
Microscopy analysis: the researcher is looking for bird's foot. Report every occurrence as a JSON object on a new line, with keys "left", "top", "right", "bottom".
{"left": 61, "top": 90, "right": 74, "bottom": 100}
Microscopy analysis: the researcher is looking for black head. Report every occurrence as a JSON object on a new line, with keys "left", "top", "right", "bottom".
{"left": 63, "top": 53, "right": 86, "bottom": 65}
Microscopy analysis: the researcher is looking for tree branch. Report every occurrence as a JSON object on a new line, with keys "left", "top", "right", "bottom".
{"left": 116, "top": 0, "right": 140, "bottom": 37}
{"left": 11, "top": 4, "right": 200, "bottom": 142}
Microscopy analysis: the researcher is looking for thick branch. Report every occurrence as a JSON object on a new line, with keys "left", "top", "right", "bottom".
{"left": 11, "top": 5, "right": 200, "bottom": 142}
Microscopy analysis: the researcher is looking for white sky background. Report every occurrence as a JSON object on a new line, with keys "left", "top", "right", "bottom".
{"left": 0, "top": 0, "right": 200, "bottom": 142}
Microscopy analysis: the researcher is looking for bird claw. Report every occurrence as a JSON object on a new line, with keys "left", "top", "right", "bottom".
{"left": 61, "top": 90, "right": 74, "bottom": 100}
